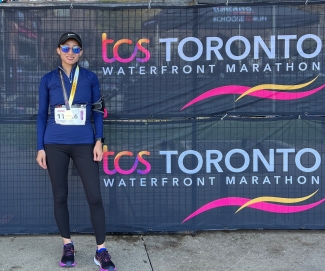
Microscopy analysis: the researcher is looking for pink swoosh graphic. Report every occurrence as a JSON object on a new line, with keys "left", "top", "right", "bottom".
{"left": 181, "top": 84, "right": 325, "bottom": 110}
{"left": 182, "top": 197, "right": 325, "bottom": 223}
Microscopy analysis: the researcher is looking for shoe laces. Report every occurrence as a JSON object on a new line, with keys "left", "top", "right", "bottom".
{"left": 97, "top": 249, "right": 111, "bottom": 263}
{"left": 63, "top": 244, "right": 74, "bottom": 256}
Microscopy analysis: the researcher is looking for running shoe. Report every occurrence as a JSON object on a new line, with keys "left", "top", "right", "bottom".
{"left": 59, "top": 243, "right": 76, "bottom": 267}
{"left": 94, "top": 248, "right": 116, "bottom": 271}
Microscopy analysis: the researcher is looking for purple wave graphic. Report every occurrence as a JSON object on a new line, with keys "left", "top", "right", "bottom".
{"left": 182, "top": 197, "right": 325, "bottom": 223}
{"left": 181, "top": 84, "right": 325, "bottom": 110}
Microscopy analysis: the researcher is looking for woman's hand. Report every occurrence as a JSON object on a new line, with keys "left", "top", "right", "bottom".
{"left": 36, "top": 150, "right": 47, "bottom": 169}
{"left": 93, "top": 141, "right": 103, "bottom": 161}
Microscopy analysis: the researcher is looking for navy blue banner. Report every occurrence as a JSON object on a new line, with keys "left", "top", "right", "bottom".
{"left": 1, "top": 118, "right": 325, "bottom": 234}
{"left": 0, "top": 5, "right": 324, "bottom": 119}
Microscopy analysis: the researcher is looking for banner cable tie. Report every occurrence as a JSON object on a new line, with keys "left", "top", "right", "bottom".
{"left": 221, "top": 113, "right": 228, "bottom": 120}
{"left": 148, "top": 0, "right": 152, "bottom": 9}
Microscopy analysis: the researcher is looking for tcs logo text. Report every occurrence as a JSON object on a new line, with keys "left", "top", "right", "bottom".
{"left": 103, "top": 145, "right": 151, "bottom": 175}
{"left": 102, "top": 33, "right": 150, "bottom": 63}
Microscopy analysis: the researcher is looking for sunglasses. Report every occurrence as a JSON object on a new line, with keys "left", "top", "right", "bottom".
{"left": 60, "top": 45, "right": 82, "bottom": 54}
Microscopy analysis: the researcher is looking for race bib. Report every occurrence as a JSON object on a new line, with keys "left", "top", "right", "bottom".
{"left": 55, "top": 106, "right": 86, "bottom": 125}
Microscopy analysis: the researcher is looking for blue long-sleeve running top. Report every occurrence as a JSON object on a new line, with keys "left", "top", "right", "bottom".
{"left": 37, "top": 65, "right": 103, "bottom": 151}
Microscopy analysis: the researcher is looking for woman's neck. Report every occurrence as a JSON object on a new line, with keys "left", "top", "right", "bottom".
{"left": 61, "top": 63, "right": 74, "bottom": 77}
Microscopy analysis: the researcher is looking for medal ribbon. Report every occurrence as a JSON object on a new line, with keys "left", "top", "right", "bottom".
{"left": 59, "top": 65, "right": 80, "bottom": 110}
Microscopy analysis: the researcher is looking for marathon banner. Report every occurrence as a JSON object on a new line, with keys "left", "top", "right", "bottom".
{"left": 1, "top": 5, "right": 325, "bottom": 234}
{"left": 1, "top": 118, "right": 325, "bottom": 234}
{"left": 0, "top": 5, "right": 323, "bottom": 118}
{"left": 98, "top": 118, "right": 325, "bottom": 232}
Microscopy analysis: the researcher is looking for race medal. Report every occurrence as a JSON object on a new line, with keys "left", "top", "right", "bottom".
{"left": 58, "top": 66, "right": 81, "bottom": 124}
{"left": 64, "top": 110, "right": 73, "bottom": 120}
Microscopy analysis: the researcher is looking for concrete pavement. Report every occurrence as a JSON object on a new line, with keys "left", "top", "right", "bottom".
{"left": 1, "top": 230, "right": 324, "bottom": 271}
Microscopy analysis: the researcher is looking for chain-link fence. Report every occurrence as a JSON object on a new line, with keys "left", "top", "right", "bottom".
{"left": 1, "top": 3, "right": 325, "bottom": 234}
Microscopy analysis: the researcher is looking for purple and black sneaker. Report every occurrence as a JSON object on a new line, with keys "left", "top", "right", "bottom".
{"left": 59, "top": 243, "right": 76, "bottom": 267}
{"left": 94, "top": 248, "right": 116, "bottom": 271}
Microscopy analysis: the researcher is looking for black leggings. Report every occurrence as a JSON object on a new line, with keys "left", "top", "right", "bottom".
{"left": 45, "top": 144, "right": 106, "bottom": 245}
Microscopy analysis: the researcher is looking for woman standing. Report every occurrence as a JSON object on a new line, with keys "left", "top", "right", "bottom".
{"left": 36, "top": 32, "right": 116, "bottom": 271}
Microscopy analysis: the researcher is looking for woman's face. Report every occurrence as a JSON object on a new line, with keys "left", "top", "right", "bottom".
{"left": 56, "top": 39, "right": 83, "bottom": 67}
